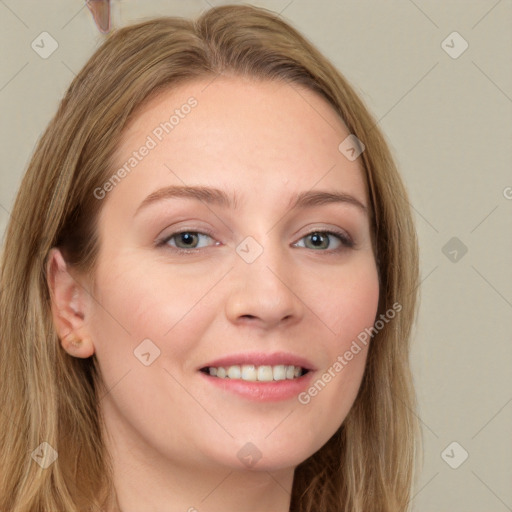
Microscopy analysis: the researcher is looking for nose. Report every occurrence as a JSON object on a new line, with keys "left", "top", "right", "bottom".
{"left": 224, "top": 237, "right": 305, "bottom": 331}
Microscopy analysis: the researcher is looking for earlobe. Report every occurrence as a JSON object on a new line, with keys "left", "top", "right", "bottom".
{"left": 46, "top": 248, "right": 95, "bottom": 358}
{"left": 60, "top": 330, "right": 95, "bottom": 358}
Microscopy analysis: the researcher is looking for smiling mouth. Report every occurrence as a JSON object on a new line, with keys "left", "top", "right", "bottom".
{"left": 200, "top": 364, "right": 309, "bottom": 382}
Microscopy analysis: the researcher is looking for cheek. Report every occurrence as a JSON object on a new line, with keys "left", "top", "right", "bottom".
{"left": 293, "top": 256, "right": 379, "bottom": 433}
{"left": 88, "top": 255, "right": 218, "bottom": 373}
{"left": 301, "top": 254, "right": 380, "bottom": 344}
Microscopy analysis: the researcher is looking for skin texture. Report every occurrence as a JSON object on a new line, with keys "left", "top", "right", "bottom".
{"left": 47, "top": 76, "right": 380, "bottom": 512}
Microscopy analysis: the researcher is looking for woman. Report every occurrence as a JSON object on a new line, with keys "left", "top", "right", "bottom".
{"left": 0, "top": 4, "right": 421, "bottom": 511}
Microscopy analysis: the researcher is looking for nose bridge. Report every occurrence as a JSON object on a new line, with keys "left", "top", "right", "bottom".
{"left": 225, "top": 231, "right": 303, "bottom": 327}
{"left": 235, "top": 231, "right": 287, "bottom": 285}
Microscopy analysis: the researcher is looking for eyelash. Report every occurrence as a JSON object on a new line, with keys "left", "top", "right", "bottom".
{"left": 156, "top": 228, "right": 354, "bottom": 254}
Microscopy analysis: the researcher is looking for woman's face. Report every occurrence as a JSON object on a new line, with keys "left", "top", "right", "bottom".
{"left": 77, "top": 77, "right": 379, "bottom": 473}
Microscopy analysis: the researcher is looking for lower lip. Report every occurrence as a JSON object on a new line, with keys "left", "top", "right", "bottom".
{"left": 198, "top": 371, "right": 315, "bottom": 402}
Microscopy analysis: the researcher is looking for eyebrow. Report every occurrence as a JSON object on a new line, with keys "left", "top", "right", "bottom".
{"left": 133, "top": 185, "right": 368, "bottom": 217}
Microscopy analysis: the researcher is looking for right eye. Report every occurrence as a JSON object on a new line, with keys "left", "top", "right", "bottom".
{"left": 156, "top": 230, "right": 220, "bottom": 253}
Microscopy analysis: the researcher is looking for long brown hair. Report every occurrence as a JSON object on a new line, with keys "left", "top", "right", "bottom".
{"left": 0, "top": 5, "right": 421, "bottom": 511}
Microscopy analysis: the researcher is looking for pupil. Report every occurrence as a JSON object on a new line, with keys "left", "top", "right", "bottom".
{"left": 181, "top": 233, "right": 195, "bottom": 246}
{"left": 311, "top": 232, "right": 324, "bottom": 247}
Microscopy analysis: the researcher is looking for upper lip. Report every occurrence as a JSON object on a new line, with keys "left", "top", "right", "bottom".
{"left": 199, "top": 351, "right": 316, "bottom": 371}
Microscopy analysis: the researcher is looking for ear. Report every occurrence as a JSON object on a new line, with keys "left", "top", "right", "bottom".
{"left": 46, "top": 248, "right": 95, "bottom": 358}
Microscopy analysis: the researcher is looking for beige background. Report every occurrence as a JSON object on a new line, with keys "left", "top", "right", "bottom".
{"left": 1, "top": 1, "right": 511, "bottom": 510}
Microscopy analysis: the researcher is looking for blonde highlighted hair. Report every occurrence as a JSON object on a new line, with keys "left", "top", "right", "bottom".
{"left": 0, "top": 5, "right": 421, "bottom": 511}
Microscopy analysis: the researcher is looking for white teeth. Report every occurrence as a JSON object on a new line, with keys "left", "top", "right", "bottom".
{"left": 273, "top": 364, "right": 286, "bottom": 381}
{"left": 257, "top": 365, "right": 273, "bottom": 382}
{"left": 227, "top": 365, "right": 241, "bottom": 379}
{"left": 206, "top": 364, "right": 304, "bottom": 381}
{"left": 241, "top": 365, "right": 257, "bottom": 381}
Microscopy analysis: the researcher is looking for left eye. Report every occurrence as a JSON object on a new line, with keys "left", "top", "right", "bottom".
{"left": 158, "top": 230, "right": 353, "bottom": 253}
{"left": 293, "top": 230, "right": 353, "bottom": 251}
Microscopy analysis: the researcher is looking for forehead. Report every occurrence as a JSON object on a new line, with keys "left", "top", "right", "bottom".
{"left": 106, "top": 76, "right": 368, "bottom": 214}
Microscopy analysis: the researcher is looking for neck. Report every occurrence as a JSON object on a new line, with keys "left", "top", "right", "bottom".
{"left": 112, "top": 466, "right": 294, "bottom": 512}
{"left": 101, "top": 416, "right": 294, "bottom": 512}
